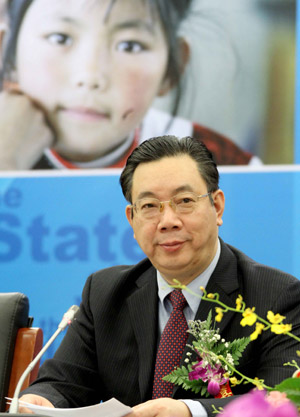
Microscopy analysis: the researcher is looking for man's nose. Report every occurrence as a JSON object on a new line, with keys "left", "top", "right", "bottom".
{"left": 158, "top": 202, "right": 182, "bottom": 229}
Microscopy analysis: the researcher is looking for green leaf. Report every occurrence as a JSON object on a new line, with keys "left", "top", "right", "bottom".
{"left": 206, "top": 310, "right": 213, "bottom": 329}
{"left": 163, "top": 365, "right": 189, "bottom": 384}
{"left": 227, "top": 337, "right": 250, "bottom": 364}
{"left": 274, "top": 377, "right": 300, "bottom": 406}
{"left": 201, "top": 384, "right": 209, "bottom": 397}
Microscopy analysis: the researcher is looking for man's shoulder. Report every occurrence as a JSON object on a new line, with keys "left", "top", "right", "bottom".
{"left": 92, "top": 257, "right": 152, "bottom": 275}
{"left": 87, "top": 258, "right": 154, "bottom": 291}
{"left": 80, "top": 258, "right": 156, "bottom": 314}
{"left": 225, "top": 241, "right": 299, "bottom": 286}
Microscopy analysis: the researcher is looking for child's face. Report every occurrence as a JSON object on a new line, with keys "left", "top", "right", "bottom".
{"left": 16, "top": 0, "right": 169, "bottom": 161}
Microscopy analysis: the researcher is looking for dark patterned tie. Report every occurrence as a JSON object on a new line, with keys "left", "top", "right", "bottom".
{"left": 152, "top": 290, "right": 188, "bottom": 398}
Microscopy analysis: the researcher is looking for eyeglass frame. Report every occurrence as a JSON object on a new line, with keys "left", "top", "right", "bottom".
{"left": 129, "top": 191, "right": 213, "bottom": 219}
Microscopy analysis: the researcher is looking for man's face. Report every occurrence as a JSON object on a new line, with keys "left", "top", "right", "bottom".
{"left": 16, "top": 0, "right": 169, "bottom": 161}
{"left": 126, "top": 155, "right": 225, "bottom": 285}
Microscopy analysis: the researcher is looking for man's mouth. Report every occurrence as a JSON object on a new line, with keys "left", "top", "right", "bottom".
{"left": 159, "top": 241, "right": 185, "bottom": 252}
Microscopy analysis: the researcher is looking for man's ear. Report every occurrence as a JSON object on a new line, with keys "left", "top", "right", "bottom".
{"left": 125, "top": 205, "right": 133, "bottom": 227}
{"left": 158, "top": 37, "right": 190, "bottom": 97}
{"left": 125, "top": 205, "right": 136, "bottom": 239}
{"left": 213, "top": 189, "right": 225, "bottom": 227}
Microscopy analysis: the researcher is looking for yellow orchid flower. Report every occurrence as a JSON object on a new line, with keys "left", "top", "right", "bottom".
{"left": 215, "top": 307, "right": 224, "bottom": 322}
{"left": 250, "top": 322, "right": 265, "bottom": 341}
{"left": 240, "top": 307, "right": 257, "bottom": 327}
{"left": 207, "top": 293, "right": 215, "bottom": 299}
{"left": 271, "top": 323, "right": 292, "bottom": 334}
{"left": 267, "top": 311, "right": 286, "bottom": 324}
{"left": 229, "top": 377, "right": 239, "bottom": 386}
{"left": 235, "top": 295, "right": 243, "bottom": 311}
{"left": 253, "top": 377, "right": 265, "bottom": 390}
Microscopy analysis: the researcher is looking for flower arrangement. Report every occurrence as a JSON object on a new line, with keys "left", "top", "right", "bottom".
{"left": 165, "top": 281, "right": 300, "bottom": 415}
{"left": 163, "top": 310, "right": 250, "bottom": 397}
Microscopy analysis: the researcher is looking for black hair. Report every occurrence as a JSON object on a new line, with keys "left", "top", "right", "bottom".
{"left": 0, "top": 0, "right": 192, "bottom": 114}
{"left": 120, "top": 135, "right": 219, "bottom": 203}
{"left": 0, "top": 0, "right": 33, "bottom": 84}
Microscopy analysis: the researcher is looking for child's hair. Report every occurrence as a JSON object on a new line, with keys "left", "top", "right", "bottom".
{"left": 1, "top": 0, "right": 192, "bottom": 114}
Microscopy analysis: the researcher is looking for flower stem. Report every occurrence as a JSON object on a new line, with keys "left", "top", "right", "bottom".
{"left": 218, "top": 355, "right": 272, "bottom": 390}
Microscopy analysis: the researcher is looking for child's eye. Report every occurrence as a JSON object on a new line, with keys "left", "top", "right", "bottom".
{"left": 116, "top": 41, "right": 145, "bottom": 53}
{"left": 45, "top": 33, "right": 72, "bottom": 46}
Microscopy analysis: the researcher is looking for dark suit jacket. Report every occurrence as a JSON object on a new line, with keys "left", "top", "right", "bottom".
{"left": 24, "top": 240, "right": 300, "bottom": 416}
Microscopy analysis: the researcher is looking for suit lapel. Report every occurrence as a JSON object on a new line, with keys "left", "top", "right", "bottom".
{"left": 174, "top": 241, "right": 240, "bottom": 397}
{"left": 196, "top": 240, "right": 240, "bottom": 332}
{"left": 127, "top": 266, "right": 158, "bottom": 402}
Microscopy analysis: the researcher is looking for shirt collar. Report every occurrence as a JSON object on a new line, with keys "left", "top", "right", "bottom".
{"left": 157, "top": 239, "right": 221, "bottom": 315}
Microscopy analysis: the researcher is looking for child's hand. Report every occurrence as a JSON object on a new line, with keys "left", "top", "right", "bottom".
{"left": 0, "top": 89, "right": 54, "bottom": 170}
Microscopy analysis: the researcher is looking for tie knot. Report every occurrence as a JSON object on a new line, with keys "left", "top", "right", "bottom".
{"left": 169, "top": 290, "right": 187, "bottom": 311}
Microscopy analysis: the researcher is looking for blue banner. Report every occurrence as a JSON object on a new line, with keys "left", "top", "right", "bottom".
{"left": 1, "top": 168, "right": 300, "bottom": 358}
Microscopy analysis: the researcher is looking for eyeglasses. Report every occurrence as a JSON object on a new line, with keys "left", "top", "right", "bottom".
{"left": 130, "top": 191, "right": 211, "bottom": 220}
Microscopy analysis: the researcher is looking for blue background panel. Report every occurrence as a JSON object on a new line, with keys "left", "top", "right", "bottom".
{"left": 0, "top": 168, "right": 299, "bottom": 358}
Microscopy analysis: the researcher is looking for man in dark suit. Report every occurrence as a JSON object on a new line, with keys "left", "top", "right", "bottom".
{"left": 20, "top": 136, "right": 300, "bottom": 417}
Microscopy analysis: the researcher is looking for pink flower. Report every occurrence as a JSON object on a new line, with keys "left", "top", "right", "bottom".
{"left": 221, "top": 390, "right": 299, "bottom": 417}
{"left": 207, "top": 379, "right": 221, "bottom": 396}
{"left": 188, "top": 360, "right": 208, "bottom": 381}
{"left": 266, "top": 391, "right": 290, "bottom": 407}
{"left": 188, "top": 360, "right": 228, "bottom": 396}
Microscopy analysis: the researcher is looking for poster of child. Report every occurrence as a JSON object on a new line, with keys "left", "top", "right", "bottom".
{"left": 0, "top": 0, "right": 295, "bottom": 170}
{"left": 170, "top": 0, "right": 295, "bottom": 164}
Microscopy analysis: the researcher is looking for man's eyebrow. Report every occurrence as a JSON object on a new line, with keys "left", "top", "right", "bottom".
{"left": 135, "top": 186, "right": 196, "bottom": 201}
{"left": 174, "top": 185, "right": 195, "bottom": 193}
{"left": 136, "top": 191, "right": 157, "bottom": 201}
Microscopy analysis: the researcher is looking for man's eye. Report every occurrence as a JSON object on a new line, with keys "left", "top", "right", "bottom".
{"left": 141, "top": 203, "right": 154, "bottom": 210}
{"left": 140, "top": 201, "right": 159, "bottom": 210}
{"left": 176, "top": 197, "right": 195, "bottom": 205}
{"left": 116, "top": 41, "right": 145, "bottom": 53}
{"left": 46, "top": 33, "right": 72, "bottom": 46}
